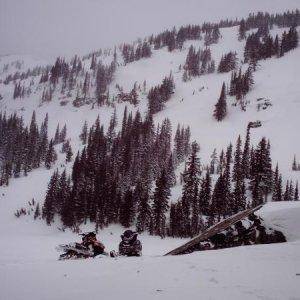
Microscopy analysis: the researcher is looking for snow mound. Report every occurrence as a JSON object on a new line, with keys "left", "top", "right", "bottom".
{"left": 257, "top": 201, "right": 300, "bottom": 242}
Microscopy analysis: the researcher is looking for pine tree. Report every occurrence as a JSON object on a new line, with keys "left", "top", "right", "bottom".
{"left": 233, "top": 135, "right": 242, "bottom": 182}
{"left": 45, "top": 139, "right": 57, "bottom": 169}
{"left": 294, "top": 181, "right": 299, "bottom": 201}
{"left": 119, "top": 189, "right": 135, "bottom": 228}
{"left": 66, "top": 144, "right": 73, "bottom": 163}
{"left": 283, "top": 181, "right": 290, "bottom": 201}
{"left": 54, "top": 124, "right": 60, "bottom": 145}
{"left": 42, "top": 170, "right": 59, "bottom": 225}
{"left": 199, "top": 171, "right": 211, "bottom": 215}
{"left": 169, "top": 203, "right": 178, "bottom": 237}
{"left": 59, "top": 124, "right": 67, "bottom": 143}
{"left": 34, "top": 203, "right": 41, "bottom": 220}
{"left": 292, "top": 155, "right": 297, "bottom": 171}
{"left": 232, "top": 178, "right": 246, "bottom": 213}
{"left": 211, "top": 173, "right": 226, "bottom": 220}
{"left": 181, "top": 141, "right": 201, "bottom": 237}
{"left": 80, "top": 121, "right": 88, "bottom": 145}
{"left": 242, "top": 126, "right": 251, "bottom": 178}
{"left": 213, "top": 82, "right": 227, "bottom": 121}
{"left": 250, "top": 138, "right": 273, "bottom": 203}
{"left": 136, "top": 191, "right": 151, "bottom": 233}
{"left": 60, "top": 177, "right": 75, "bottom": 227}
{"left": 166, "top": 154, "right": 176, "bottom": 187}
{"left": 106, "top": 109, "right": 117, "bottom": 149}
{"left": 210, "top": 148, "right": 218, "bottom": 174}
{"left": 238, "top": 19, "right": 247, "bottom": 41}
{"left": 152, "top": 170, "right": 170, "bottom": 237}
{"left": 82, "top": 72, "right": 90, "bottom": 98}
{"left": 223, "top": 143, "right": 233, "bottom": 213}
{"left": 272, "top": 174, "right": 282, "bottom": 201}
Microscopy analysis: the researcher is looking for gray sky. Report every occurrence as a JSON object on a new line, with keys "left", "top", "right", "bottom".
{"left": 1, "top": 0, "right": 299, "bottom": 59}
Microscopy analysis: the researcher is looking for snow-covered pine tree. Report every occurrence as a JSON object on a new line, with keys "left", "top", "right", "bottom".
{"left": 119, "top": 189, "right": 135, "bottom": 228}
{"left": 292, "top": 155, "right": 297, "bottom": 171}
{"left": 213, "top": 82, "right": 227, "bottom": 121}
{"left": 295, "top": 182, "right": 299, "bottom": 201}
{"left": 242, "top": 126, "right": 251, "bottom": 179}
{"left": 42, "top": 170, "right": 59, "bottom": 225}
{"left": 45, "top": 139, "right": 57, "bottom": 169}
{"left": 181, "top": 141, "right": 201, "bottom": 237}
{"left": 152, "top": 170, "right": 170, "bottom": 238}
{"left": 199, "top": 171, "right": 212, "bottom": 215}
{"left": 233, "top": 135, "right": 242, "bottom": 182}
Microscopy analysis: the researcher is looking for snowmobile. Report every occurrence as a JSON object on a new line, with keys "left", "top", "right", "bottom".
{"left": 57, "top": 232, "right": 106, "bottom": 260}
{"left": 117, "top": 230, "right": 142, "bottom": 257}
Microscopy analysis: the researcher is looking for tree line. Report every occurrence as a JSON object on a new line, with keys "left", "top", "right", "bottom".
{"left": 41, "top": 110, "right": 299, "bottom": 237}
{"left": 42, "top": 108, "right": 191, "bottom": 234}
{"left": 0, "top": 112, "right": 61, "bottom": 186}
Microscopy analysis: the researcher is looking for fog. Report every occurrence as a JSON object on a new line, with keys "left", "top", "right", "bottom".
{"left": 0, "top": 0, "right": 299, "bottom": 59}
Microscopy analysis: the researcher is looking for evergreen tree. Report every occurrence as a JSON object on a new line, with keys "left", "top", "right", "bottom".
{"left": 59, "top": 124, "right": 67, "bottom": 143}
{"left": 136, "top": 191, "right": 151, "bottom": 233}
{"left": 242, "top": 126, "right": 251, "bottom": 179}
{"left": 119, "top": 189, "right": 135, "bottom": 228}
{"left": 238, "top": 19, "right": 247, "bottom": 40}
{"left": 181, "top": 142, "right": 201, "bottom": 237}
{"left": 54, "top": 124, "right": 60, "bottom": 145}
{"left": 66, "top": 144, "right": 73, "bottom": 163}
{"left": 166, "top": 154, "right": 176, "bottom": 187}
{"left": 45, "top": 139, "right": 57, "bottom": 169}
{"left": 292, "top": 155, "right": 297, "bottom": 171}
{"left": 294, "top": 181, "right": 299, "bottom": 201}
{"left": 211, "top": 173, "right": 226, "bottom": 220}
{"left": 272, "top": 173, "right": 282, "bottom": 201}
{"left": 210, "top": 148, "right": 218, "bottom": 174}
{"left": 233, "top": 135, "right": 242, "bottom": 182}
{"left": 80, "top": 121, "right": 88, "bottom": 145}
{"left": 42, "top": 170, "right": 59, "bottom": 225}
{"left": 283, "top": 181, "right": 290, "bottom": 201}
{"left": 213, "top": 82, "right": 227, "bottom": 121}
{"left": 34, "top": 203, "right": 41, "bottom": 220}
{"left": 152, "top": 170, "right": 170, "bottom": 237}
{"left": 199, "top": 171, "right": 211, "bottom": 215}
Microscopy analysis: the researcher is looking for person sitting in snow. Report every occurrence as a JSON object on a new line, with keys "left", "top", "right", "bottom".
{"left": 118, "top": 230, "right": 142, "bottom": 257}
{"left": 81, "top": 232, "right": 105, "bottom": 257}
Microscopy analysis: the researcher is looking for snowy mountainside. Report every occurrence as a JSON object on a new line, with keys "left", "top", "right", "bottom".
{"left": 0, "top": 13, "right": 300, "bottom": 300}
{"left": 0, "top": 25, "right": 299, "bottom": 180}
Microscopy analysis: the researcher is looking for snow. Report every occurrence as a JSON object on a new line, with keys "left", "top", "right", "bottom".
{"left": 1, "top": 203, "right": 300, "bottom": 300}
{"left": 0, "top": 16, "right": 300, "bottom": 300}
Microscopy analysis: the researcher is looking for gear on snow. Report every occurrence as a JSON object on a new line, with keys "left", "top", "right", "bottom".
{"left": 57, "top": 232, "right": 106, "bottom": 260}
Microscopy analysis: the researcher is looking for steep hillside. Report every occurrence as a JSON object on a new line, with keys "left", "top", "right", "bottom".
{"left": 0, "top": 10, "right": 300, "bottom": 299}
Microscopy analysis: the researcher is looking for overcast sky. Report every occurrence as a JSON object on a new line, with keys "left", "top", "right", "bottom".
{"left": 0, "top": 0, "right": 299, "bottom": 59}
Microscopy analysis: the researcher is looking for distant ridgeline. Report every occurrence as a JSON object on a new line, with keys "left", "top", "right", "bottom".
{"left": 40, "top": 111, "right": 299, "bottom": 238}
{"left": 3, "top": 10, "right": 298, "bottom": 117}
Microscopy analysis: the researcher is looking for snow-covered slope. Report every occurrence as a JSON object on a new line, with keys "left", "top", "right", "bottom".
{"left": 0, "top": 19, "right": 300, "bottom": 300}
{"left": 1, "top": 202, "right": 300, "bottom": 300}
{"left": 1, "top": 26, "right": 300, "bottom": 181}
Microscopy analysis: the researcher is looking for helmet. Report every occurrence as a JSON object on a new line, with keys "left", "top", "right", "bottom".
{"left": 81, "top": 232, "right": 96, "bottom": 243}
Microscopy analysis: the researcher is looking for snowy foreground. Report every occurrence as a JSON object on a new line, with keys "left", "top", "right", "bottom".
{"left": 1, "top": 202, "right": 300, "bottom": 300}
